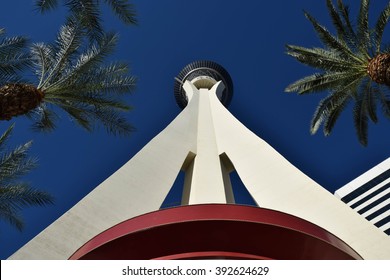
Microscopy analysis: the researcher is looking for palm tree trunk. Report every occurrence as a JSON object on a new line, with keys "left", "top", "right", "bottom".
{"left": 0, "top": 84, "right": 44, "bottom": 120}
{"left": 367, "top": 53, "right": 390, "bottom": 86}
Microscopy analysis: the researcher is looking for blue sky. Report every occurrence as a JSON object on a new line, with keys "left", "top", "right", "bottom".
{"left": 1, "top": 0, "right": 390, "bottom": 259}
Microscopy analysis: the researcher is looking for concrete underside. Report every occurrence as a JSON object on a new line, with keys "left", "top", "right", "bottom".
{"left": 70, "top": 204, "right": 362, "bottom": 260}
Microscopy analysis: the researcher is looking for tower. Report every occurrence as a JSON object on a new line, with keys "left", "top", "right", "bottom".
{"left": 10, "top": 61, "right": 390, "bottom": 259}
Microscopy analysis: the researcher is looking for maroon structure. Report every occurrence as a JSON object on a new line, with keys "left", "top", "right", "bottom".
{"left": 70, "top": 204, "right": 362, "bottom": 260}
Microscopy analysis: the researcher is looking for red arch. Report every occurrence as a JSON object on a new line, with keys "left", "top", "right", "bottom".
{"left": 70, "top": 204, "right": 362, "bottom": 260}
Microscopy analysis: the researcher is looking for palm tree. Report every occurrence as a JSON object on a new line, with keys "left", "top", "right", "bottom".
{"left": 0, "top": 124, "right": 53, "bottom": 231}
{"left": 35, "top": 0, "right": 137, "bottom": 40}
{"left": 285, "top": 0, "right": 390, "bottom": 146}
{"left": 0, "top": 17, "right": 136, "bottom": 135}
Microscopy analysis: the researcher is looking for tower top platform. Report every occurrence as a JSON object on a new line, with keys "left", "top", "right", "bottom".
{"left": 174, "top": 60, "right": 233, "bottom": 109}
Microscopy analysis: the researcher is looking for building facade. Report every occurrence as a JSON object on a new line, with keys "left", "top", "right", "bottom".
{"left": 335, "top": 158, "right": 390, "bottom": 236}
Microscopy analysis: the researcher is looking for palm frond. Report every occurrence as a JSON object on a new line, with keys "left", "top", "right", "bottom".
{"left": 53, "top": 15, "right": 83, "bottom": 65}
{"left": 48, "top": 92, "right": 131, "bottom": 110}
{"left": 356, "top": 0, "right": 370, "bottom": 58}
{"left": 35, "top": 0, "right": 137, "bottom": 38}
{"left": 327, "top": 0, "right": 360, "bottom": 51}
{"left": 56, "top": 97, "right": 132, "bottom": 135}
{"left": 378, "top": 87, "right": 390, "bottom": 118}
{"left": 35, "top": 0, "right": 59, "bottom": 12}
{"left": 0, "top": 35, "right": 28, "bottom": 56}
{"left": 42, "top": 56, "right": 135, "bottom": 135}
{"left": 286, "top": 44, "right": 357, "bottom": 72}
{"left": 353, "top": 97, "right": 369, "bottom": 146}
{"left": 0, "top": 125, "right": 54, "bottom": 231}
{"left": 0, "top": 184, "right": 53, "bottom": 209}
{"left": 71, "top": 31, "right": 118, "bottom": 72}
{"left": 0, "top": 55, "right": 31, "bottom": 84}
{"left": 80, "top": 62, "right": 136, "bottom": 94}
{"left": 310, "top": 77, "right": 359, "bottom": 134}
{"left": 53, "top": 99, "right": 134, "bottom": 135}
{"left": 104, "top": 0, "right": 137, "bottom": 25}
{"left": 45, "top": 32, "right": 119, "bottom": 91}
{"left": 285, "top": 71, "right": 364, "bottom": 94}
{"left": 58, "top": 69, "right": 136, "bottom": 96}
{"left": 31, "top": 106, "right": 58, "bottom": 132}
{"left": 0, "top": 141, "right": 38, "bottom": 184}
{"left": 326, "top": 0, "right": 349, "bottom": 42}
{"left": 382, "top": 43, "right": 390, "bottom": 54}
{"left": 0, "top": 203, "right": 24, "bottom": 231}
{"left": 322, "top": 96, "right": 350, "bottom": 135}
{"left": 30, "top": 43, "right": 56, "bottom": 88}
{"left": 90, "top": 107, "right": 135, "bottom": 136}
{"left": 67, "top": 0, "right": 103, "bottom": 41}
{"left": 57, "top": 104, "right": 92, "bottom": 131}
{"left": 89, "top": 74, "right": 136, "bottom": 94}
{"left": 0, "top": 184, "right": 53, "bottom": 230}
{"left": 39, "top": 16, "right": 84, "bottom": 89}
{"left": 37, "top": 34, "right": 135, "bottom": 135}
{"left": 0, "top": 53, "right": 31, "bottom": 72}
{"left": 336, "top": 0, "right": 357, "bottom": 41}
{"left": 0, "top": 123, "right": 14, "bottom": 153}
{"left": 374, "top": 1, "right": 390, "bottom": 53}
{"left": 363, "top": 80, "right": 377, "bottom": 123}
{"left": 304, "top": 11, "right": 363, "bottom": 62}
{"left": 0, "top": 30, "right": 31, "bottom": 84}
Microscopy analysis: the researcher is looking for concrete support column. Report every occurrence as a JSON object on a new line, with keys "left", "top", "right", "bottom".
{"left": 182, "top": 82, "right": 233, "bottom": 204}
